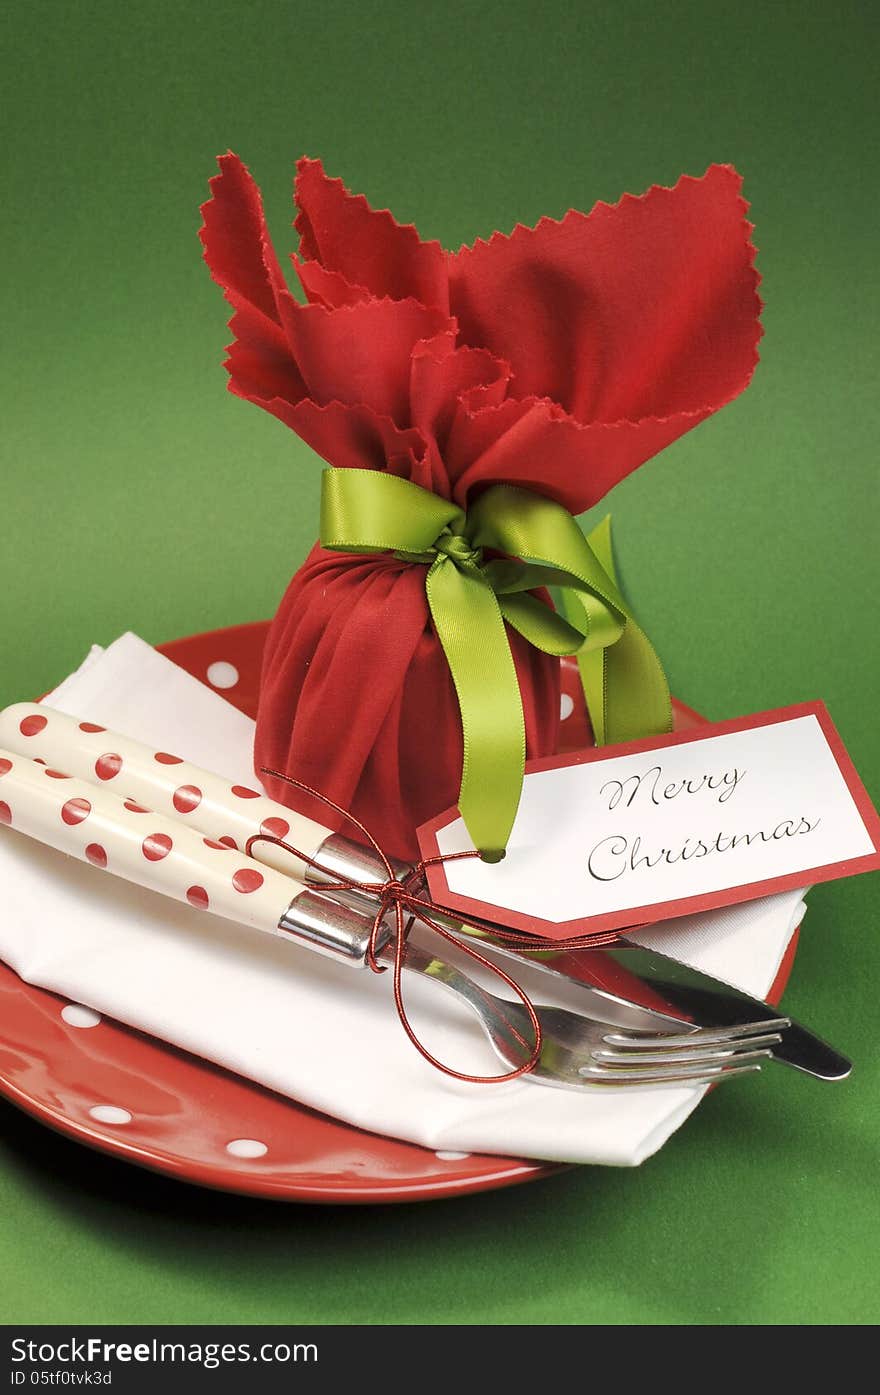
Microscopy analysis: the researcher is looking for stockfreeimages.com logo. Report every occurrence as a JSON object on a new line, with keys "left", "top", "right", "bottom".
{"left": 10, "top": 1337, "right": 318, "bottom": 1376}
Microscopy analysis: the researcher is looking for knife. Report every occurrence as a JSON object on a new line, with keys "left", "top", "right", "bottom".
{"left": 460, "top": 931, "right": 852, "bottom": 1081}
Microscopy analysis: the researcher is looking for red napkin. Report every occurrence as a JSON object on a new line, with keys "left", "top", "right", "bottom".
{"left": 201, "top": 156, "right": 761, "bottom": 859}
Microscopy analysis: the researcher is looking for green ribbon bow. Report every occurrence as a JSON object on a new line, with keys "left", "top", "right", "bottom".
{"left": 320, "top": 468, "right": 671, "bottom": 860}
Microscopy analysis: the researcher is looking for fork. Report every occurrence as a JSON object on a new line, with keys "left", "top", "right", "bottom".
{"left": 394, "top": 937, "right": 788, "bottom": 1089}
{"left": 0, "top": 747, "right": 786, "bottom": 1089}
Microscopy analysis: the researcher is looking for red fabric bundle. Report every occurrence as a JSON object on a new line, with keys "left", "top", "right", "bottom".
{"left": 200, "top": 157, "right": 761, "bottom": 860}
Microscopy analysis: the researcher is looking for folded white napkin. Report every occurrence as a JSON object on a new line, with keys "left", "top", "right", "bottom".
{"left": 0, "top": 634, "right": 807, "bottom": 1166}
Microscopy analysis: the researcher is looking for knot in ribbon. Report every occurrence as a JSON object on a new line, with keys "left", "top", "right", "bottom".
{"left": 320, "top": 467, "right": 671, "bottom": 860}
{"left": 432, "top": 530, "right": 483, "bottom": 568}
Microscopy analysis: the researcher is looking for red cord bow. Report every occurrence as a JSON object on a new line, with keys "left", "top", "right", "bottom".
{"left": 246, "top": 769, "right": 620, "bottom": 1084}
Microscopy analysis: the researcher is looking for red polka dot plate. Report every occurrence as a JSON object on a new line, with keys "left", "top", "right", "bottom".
{"left": 0, "top": 623, "right": 798, "bottom": 1203}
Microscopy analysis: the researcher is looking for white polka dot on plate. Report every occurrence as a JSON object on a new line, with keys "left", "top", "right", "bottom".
{"left": 207, "top": 661, "right": 239, "bottom": 690}
{"left": 61, "top": 1004, "right": 101, "bottom": 1029}
{"left": 89, "top": 1105, "right": 131, "bottom": 1125}
{"left": 226, "top": 1138, "right": 268, "bottom": 1159}
{"left": 559, "top": 693, "right": 575, "bottom": 721}
{"left": 435, "top": 1150, "right": 471, "bottom": 1161}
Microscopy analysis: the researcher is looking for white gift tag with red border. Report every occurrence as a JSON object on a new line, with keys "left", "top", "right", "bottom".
{"left": 418, "top": 702, "right": 880, "bottom": 940}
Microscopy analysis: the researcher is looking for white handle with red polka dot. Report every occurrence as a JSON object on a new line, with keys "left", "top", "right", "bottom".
{"left": 0, "top": 749, "right": 386, "bottom": 965}
{"left": 0, "top": 703, "right": 357, "bottom": 884}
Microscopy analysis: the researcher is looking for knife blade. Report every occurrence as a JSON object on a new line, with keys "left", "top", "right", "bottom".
{"left": 613, "top": 941, "right": 851, "bottom": 1080}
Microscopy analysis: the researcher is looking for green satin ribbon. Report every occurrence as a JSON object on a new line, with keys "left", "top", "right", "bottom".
{"left": 320, "top": 468, "right": 671, "bottom": 860}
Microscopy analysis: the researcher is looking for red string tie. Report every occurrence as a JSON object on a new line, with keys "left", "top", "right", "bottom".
{"left": 246, "top": 770, "right": 619, "bottom": 1084}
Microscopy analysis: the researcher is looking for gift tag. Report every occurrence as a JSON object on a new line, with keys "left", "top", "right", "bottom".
{"left": 418, "top": 702, "right": 880, "bottom": 939}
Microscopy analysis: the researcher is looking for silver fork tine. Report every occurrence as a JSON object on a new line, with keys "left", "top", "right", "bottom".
{"left": 603, "top": 1018, "right": 790, "bottom": 1050}
{"left": 590, "top": 1047, "right": 773, "bottom": 1076}
{"left": 593, "top": 1035, "right": 784, "bottom": 1067}
{"left": 578, "top": 1057, "right": 770, "bottom": 1086}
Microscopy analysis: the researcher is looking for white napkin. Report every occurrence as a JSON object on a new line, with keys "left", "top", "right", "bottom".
{"left": 0, "top": 634, "right": 807, "bottom": 1166}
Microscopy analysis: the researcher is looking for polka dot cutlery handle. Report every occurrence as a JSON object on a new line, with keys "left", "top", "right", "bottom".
{"left": 0, "top": 703, "right": 396, "bottom": 889}
{"left": 0, "top": 749, "right": 386, "bottom": 965}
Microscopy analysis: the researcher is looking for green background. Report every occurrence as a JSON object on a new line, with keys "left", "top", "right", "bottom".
{"left": 1, "top": 0, "right": 878, "bottom": 1326}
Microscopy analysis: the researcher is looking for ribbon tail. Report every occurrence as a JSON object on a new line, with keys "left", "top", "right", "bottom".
{"left": 425, "top": 558, "right": 525, "bottom": 861}
{"left": 558, "top": 588, "right": 609, "bottom": 743}
{"left": 575, "top": 513, "right": 615, "bottom": 742}
{"left": 603, "top": 619, "right": 672, "bottom": 743}
{"left": 562, "top": 596, "right": 670, "bottom": 745}
{"left": 564, "top": 516, "right": 671, "bottom": 744}
{"left": 585, "top": 513, "right": 616, "bottom": 578}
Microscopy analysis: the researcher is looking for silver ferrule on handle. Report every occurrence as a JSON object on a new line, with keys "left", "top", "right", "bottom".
{"left": 278, "top": 887, "right": 394, "bottom": 965}
{"left": 305, "top": 830, "right": 410, "bottom": 890}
